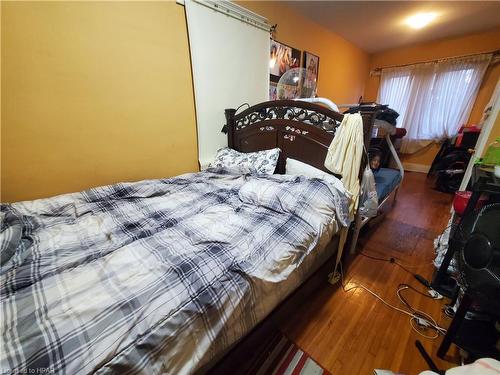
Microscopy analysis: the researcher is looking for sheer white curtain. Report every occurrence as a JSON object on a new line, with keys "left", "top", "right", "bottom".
{"left": 378, "top": 54, "right": 491, "bottom": 153}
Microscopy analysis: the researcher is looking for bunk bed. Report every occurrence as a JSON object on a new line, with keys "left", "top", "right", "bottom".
{"left": 372, "top": 133, "right": 406, "bottom": 200}
{"left": 351, "top": 119, "right": 406, "bottom": 255}
{"left": 297, "top": 99, "right": 406, "bottom": 253}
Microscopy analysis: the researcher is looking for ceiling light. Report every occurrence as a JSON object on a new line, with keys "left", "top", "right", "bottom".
{"left": 405, "top": 12, "right": 437, "bottom": 29}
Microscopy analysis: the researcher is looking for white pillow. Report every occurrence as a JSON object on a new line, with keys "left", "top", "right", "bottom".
{"left": 210, "top": 147, "right": 280, "bottom": 175}
{"left": 285, "top": 158, "right": 349, "bottom": 196}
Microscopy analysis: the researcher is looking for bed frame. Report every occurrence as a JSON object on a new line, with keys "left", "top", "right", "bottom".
{"left": 225, "top": 99, "right": 375, "bottom": 177}
{"left": 205, "top": 100, "right": 376, "bottom": 374}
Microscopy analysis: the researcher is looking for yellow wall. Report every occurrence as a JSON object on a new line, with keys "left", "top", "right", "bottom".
{"left": 239, "top": 1, "right": 370, "bottom": 105}
{"left": 3, "top": 1, "right": 498, "bottom": 202}
{"left": 1, "top": 1, "right": 198, "bottom": 203}
{"left": 364, "top": 28, "right": 500, "bottom": 168}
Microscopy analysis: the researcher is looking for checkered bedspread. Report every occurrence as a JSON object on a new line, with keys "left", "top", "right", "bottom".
{"left": 0, "top": 169, "right": 349, "bottom": 374}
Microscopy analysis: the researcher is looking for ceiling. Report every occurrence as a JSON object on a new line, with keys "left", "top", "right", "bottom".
{"left": 283, "top": 1, "right": 500, "bottom": 53}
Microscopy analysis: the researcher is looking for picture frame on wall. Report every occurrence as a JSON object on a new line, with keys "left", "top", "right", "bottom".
{"left": 303, "top": 51, "right": 319, "bottom": 90}
{"left": 269, "top": 39, "right": 301, "bottom": 84}
{"left": 269, "top": 82, "right": 278, "bottom": 101}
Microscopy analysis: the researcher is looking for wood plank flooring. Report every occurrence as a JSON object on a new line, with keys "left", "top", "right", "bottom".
{"left": 279, "top": 172, "right": 459, "bottom": 375}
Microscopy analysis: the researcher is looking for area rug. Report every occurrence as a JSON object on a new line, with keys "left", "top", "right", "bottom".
{"left": 248, "top": 331, "right": 331, "bottom": 375}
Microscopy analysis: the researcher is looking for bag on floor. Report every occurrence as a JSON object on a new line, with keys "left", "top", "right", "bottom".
{"left": 359, "top": 166, "right": 378, "bottom": 218}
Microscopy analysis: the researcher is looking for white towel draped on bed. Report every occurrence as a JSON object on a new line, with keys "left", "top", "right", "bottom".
{"left": 324, "top": 113, "right": 364, "bottom": 218}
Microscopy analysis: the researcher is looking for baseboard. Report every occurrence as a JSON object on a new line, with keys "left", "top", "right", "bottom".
{"left": 403, "top": 162, "right": 430, "bottom": 173}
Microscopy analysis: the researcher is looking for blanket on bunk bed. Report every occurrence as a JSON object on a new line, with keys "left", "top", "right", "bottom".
{"left": 0, "top": 168, "right": 350, "bottom": 375}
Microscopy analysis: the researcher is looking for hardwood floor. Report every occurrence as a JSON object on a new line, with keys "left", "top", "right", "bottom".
{"left": 279, "top": 172, "right": 459, "bottom": 375}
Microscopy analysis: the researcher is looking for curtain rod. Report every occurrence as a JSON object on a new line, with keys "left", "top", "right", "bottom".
{"left": 370, "top": 49, "right": 500, "bottom": 76}
{"left": 178, "top": 0, "right": 270, "bottom": 32}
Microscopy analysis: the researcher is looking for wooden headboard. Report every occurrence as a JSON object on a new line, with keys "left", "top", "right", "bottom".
{"left": 224, "top": 100, "right": 376, "bottom": 178}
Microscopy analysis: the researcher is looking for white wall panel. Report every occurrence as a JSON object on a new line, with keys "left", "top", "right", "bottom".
{"left": 185, "top": 0, "right": 269, "bottom": 168}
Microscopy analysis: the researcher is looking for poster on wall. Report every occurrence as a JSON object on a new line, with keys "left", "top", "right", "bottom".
{"left": 269, "top": 82, "right": 278, "bottom": 100}
{"left": 303, "top": 51, "right": 319, "bottom": 90}
{"left": 269, "top": 39, "right": 301, "bottom": 83}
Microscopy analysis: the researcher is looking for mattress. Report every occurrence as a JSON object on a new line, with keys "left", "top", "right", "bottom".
{"left": 0, "top": 168, "right": 350, "bottom": 375}
{"left": 373, "top": 167, "right": 402, "bottom": 202}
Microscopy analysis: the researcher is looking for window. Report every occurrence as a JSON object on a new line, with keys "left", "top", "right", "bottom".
{"left": 377, "top": 55, "right": 491, "bottom": 153}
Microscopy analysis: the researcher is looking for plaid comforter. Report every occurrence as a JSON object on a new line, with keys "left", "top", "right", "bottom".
{"left": 0, "top": 169, "right": 349, "bottom": 375}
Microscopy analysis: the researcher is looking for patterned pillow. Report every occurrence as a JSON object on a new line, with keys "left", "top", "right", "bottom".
{"left": 210, "top": 147, "right": 280, "bottom": 175}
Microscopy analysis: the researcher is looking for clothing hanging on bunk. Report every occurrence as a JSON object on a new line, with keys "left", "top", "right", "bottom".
{"left": 345, "top": 103, "right": 400, "bottom": 126}
{"left": 359, "top": 166, "right": 378, "bottom": 218}
{"left": 324, "top": 113, "right": 364, "bottom": 219}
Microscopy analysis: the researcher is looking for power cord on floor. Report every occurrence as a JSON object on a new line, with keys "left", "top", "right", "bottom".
{"left": 397, "top": 284, "right": 447, "bottom": 339}
{"left": 338, "top": 263, "right": 447, "bottom": 340}
{"left": 359, "top": 251, "right": 432, "bottom": 271}
{"left": 359, "top": 251, "right": 432, "bottom": 288}
{"left": 361, "top": 222, "right": 458, "bottom": 273}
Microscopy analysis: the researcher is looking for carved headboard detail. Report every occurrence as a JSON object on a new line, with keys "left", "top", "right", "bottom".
{"left": 224, "top": 100, "right": 376, "bottom": 177}
{"left": 233, "top": 103, "right": 342, "bottom": 134}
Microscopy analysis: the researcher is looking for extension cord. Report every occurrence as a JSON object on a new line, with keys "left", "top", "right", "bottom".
{"left": 416, "top": 317, "right": 431, "bottom": 328}
{"left": 387, "top": 257, "right": 431, "bottom": 288}
{"left": 414, "top": 274, "right": 431, "bottom": 288}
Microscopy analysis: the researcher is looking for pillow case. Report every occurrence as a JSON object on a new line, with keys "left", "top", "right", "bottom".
{"left": 210, "top": 147, "right": 280, "bottom": 175}
{"left": 285, "top": 157, "right": 349, "bottom": 196}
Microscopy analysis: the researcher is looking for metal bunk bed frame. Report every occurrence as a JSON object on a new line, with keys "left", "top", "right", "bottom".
{"left": 297, "top": 98, "right": 405, "bottom": 254}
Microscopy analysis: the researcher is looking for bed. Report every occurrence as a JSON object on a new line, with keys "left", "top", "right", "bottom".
{"left": 373, "top": 167, "right": 402, "bottom": 202}
{"left": 0, "top": 100, "right": 376, "bottom": 374}
{"left": 369, "top": 124, "right": 406, "bottom": 204}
